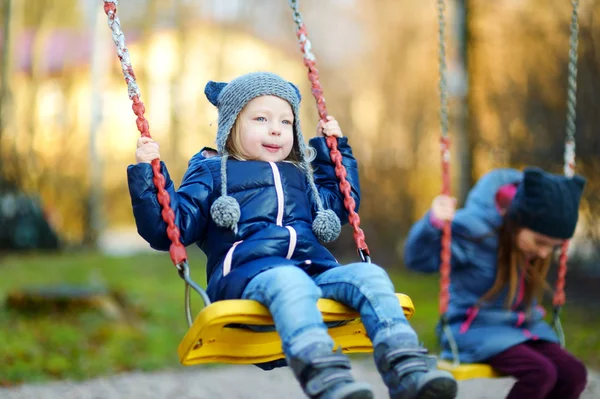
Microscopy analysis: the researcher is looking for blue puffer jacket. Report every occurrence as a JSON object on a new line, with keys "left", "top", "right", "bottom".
{"left": 127, "top": 137, "right": 359, "bottom": 302}
{"left": 404, "top": 168, "right": 559, "bottom": 364}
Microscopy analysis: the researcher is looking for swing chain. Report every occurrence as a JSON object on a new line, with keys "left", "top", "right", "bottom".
{"left": 103, "top": 1, "right": 211, "bottom": 326}
{"left": 441, "top": 315, "right": 460, "bottom": 367}
{"left": 435, "top": 0, "right": 576, "bottom": 359}
{"left": 430, "top": 4, "right": 457, "bottom": 337}
{"left": 553, "top": 0, "right": 579, "bottom": 317}
{"left": 288, "top": 0, "right": 326, "bottom": 120}
{"left": 103, "top": 0, "right": 188, "bottom": 264}
{"left": 359, "top": 249, "right": 371, "bottom": 264}
{"left": 552, "top": 305, "right": 567, "bottom": 348}
{"left": 178, "top": 261, "right": 212, "bottom": 327}
{"left": 287, "top": 0, "right": 370, "bottom": 262}
{"left": 437, "top": 0, "right": 452, "bottom": 316}
{"left": 103, "top": 0, "right": 141, "bottom": 100}
{"left": 437, "top": 0, "right": 449, "bottom": 140}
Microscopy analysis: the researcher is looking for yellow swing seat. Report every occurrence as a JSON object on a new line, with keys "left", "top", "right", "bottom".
{"left": 437, "top": 360, "right": 501, "bottom": 380}
{"left": 435, "top": 321, "right": 503, "bottom": 380}
{"left": 178, "top": 293, "right": 414, "bottom": 366}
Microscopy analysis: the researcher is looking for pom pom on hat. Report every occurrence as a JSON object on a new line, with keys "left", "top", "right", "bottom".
{"left": 210, "top": 195, "right": 241, "bottom": 233}
{"left": 312, "top": 209, "right": 341, "bottom": 243}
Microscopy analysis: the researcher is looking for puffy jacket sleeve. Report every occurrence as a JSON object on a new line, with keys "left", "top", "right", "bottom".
{"left": 127, "top": 154, "right": 214, "bottom": 251}
{"left": 403, "top": 210, "right": 472, "bottom": 273}
{"left": 308, "top": 136, "right": 360, "bottom": 224}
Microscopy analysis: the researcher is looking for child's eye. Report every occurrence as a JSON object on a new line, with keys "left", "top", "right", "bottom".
{"left": 255, "top": 117, "right": 267, "bottom": 122}
{"left": 282, "top": 120, "right": 292, "bottom": 125}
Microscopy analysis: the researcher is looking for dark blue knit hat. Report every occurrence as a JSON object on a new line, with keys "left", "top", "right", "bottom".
{"left": 508, "top": 167, "right": 586, "bottom": 239}
{"left": 204, "top": 72, "right": 341, "bottom": 243}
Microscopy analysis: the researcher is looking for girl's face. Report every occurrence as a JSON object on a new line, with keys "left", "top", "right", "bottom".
{"left": 235, "top": 95, "right": 294, "bottom": 162}
{"left": 515, "top": 227, "right": 564, "bottom": 261}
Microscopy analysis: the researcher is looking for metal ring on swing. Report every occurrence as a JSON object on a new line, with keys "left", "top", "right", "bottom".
{"left": 441, "top": 316, "right": 460, "bottom": 368}
{"left": 552, "top": 306, "right": 566, "bottom": 348}
{"left": 177, "top": 261, "right": 212, "bottom": 328}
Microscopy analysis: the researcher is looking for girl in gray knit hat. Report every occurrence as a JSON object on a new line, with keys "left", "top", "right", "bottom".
{"left": 128, "top": 71, "right": 457, "bottom": 399}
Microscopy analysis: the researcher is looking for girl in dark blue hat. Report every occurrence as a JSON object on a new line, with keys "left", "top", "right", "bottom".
{"left": 129, "top": 72, "right": 457, "bottom": 399}
{"left": 404, "top": 167, "right": 588, "bottom": 399}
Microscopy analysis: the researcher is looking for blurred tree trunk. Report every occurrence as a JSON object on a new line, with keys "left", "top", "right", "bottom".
{"left": 23, "top": 14, "right": 49, "bottom": 189}
{"left": 0, "top": 0, "right": 14, "bottom": 186}
{"left": 452, "top": 0, "right": 474, "bottom": 204}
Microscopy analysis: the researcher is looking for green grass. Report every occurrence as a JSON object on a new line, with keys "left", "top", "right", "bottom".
{"left": 0, "top": 251, "right": 204, "bottom": 386}
{"left": 0, "top": 252, "right": 598, "bottom": 386}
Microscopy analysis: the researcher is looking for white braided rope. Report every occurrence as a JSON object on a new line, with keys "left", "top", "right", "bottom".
{"left": 288, "top": 0, "right": 316, "bottom": 62}
{"left": 564, "top": 139, "right": 575, "bottom": 178}
{"left": 298, "top": 32, "right": 316, "bottom": 62}
{"left": 104, "top": 0, "right": 141, "bottom": 100}
{"left": 564, "top": 0, "right": 579, "bottom": 178}
{"left": 437, "top": 0, "right": 449, "bottom": 140}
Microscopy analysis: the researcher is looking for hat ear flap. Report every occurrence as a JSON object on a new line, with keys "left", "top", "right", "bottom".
{"left": 567, "top": 174, "right": 587, "bottom": 207}
{"left": 204, "top": 81, "right": 228, "bottom": 106}
{"left": 288, "top": 82, "right": 302, "bottom": 102}
{"left": 522, "top": 167, "right": 545, "bottom": 194}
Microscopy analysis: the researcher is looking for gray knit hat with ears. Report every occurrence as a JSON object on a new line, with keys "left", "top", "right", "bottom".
{"left": 204, "top": 71, "right": 341, "bottom": 242}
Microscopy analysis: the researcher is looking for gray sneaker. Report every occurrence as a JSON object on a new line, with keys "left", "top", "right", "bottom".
{"left": 288, "top": 343, "right": 374, "bottom": 399}
{"left": 374, "top": 339, "right": 457, "bottom": 399}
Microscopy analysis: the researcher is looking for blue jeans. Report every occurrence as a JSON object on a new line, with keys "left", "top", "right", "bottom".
{"left": 241, "top": 263, "right": 418, "bottom": 359}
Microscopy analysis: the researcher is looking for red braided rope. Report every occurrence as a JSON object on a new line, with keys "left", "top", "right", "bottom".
{"left": 294, "top": 23, "right": 369, "bottom": 257}
{"left": 104, "top": 2, "right": 187, "bottom": 267}
{"left": 553, "top": 139, "right": 576, "bottom": 308}
{"left": 439, "top": 137, "right": 452, "bottom": 315}
{"left": 553, "top": 240, "right": 569, "bottom": 307}
{"left": 553, "top": 0, "right": 580, "bottom": 307}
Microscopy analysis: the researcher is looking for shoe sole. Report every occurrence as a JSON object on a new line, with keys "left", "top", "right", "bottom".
{"left": 417, "top": 376, "right": 458, "bottom": 399}
{"left": 332, "top": 382, "right": 374, "bottom": 399}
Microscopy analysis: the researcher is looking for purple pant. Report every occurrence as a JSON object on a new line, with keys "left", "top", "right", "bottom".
{"left": 487, "top": 340, "right": 587, "bottom": 399}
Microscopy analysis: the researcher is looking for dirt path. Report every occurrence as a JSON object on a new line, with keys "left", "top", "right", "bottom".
{"left": 1, "top": 362, "right": 598, "bottom": 399}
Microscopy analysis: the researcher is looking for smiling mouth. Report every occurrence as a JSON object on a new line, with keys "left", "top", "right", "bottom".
{"left": 263, "top": 144, "right": 281, "bottom": 152}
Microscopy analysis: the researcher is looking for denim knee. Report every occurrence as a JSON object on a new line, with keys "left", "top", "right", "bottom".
{"left": 243, "top": 266, "right": 322, "bottom": 305}
{"left": 343, "top": 262, "right": 395, "bottom": 291}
